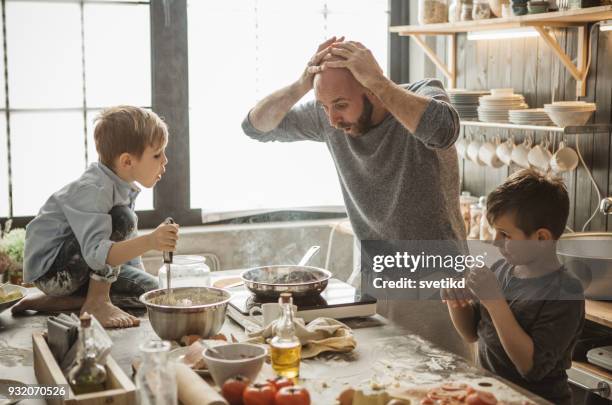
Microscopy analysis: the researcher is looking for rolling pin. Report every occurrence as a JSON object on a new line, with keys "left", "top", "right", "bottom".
{"left": 175, "top": 363, "right": 228, "bottom": 405}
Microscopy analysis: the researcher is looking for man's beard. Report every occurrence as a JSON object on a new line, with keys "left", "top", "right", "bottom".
{"left": 337, "top": 95, "right": 374, "bottom": 137}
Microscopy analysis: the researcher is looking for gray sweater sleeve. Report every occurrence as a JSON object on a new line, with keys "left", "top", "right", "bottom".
{"left": 410, "top": 79, "right": 460, "bottom": 150}
{"left": 241, "top": 100, "right": 326, "bottom": 143}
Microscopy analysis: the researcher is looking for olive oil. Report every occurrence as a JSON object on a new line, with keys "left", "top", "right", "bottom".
{"left": 68, "top": 313, "right": 107, "bottom": 395}
{"left": 270, "top": 293, "right": 301, "bottom": 378}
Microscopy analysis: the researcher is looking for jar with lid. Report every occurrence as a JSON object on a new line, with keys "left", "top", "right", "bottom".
{"left": 472, "top": 0, "right": 491, "bottom": 19}
{"left": 158, "top": 255, "right": 211, "bottom": 289}
{"left": 460, "top": 192, "right": 478, "bottom": 237}
{"left": 477, "top": 196, "right": 494, "bottom": 241}
{"left": 419, "top": 0, "right": 449, "bottom": 24}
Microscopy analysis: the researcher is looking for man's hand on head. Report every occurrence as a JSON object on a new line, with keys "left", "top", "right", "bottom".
{"left": 298, "top": 36, "right": 345, "bottom": 92}
{"left": 307, "top": 41, "right": 385, "bottom": 90}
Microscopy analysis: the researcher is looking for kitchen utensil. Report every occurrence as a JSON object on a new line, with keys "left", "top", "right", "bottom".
{"left": 175, "top": 363, "right": 228, "bottom": 405}
{"left": 557, "top": 232, "right": 612, "bottom": 299}
{"left": 139, "top": 286, "right": 231, "bottom": 341}
{"left": 479, "top": 138, "right": 504, "bottom": 168}
{"left": 240, "top": 265, "right": 332, "bottom": 299}
{"left": 528, "top": 138, "right": 553, "bottom": 172}
{"left": 550, "top": 141, "right": 579, "bottom": 172}
{"left": 467, "top": 137, "right": 484, "bottom": 164}
{"left": 163, "top": 217, "right": 175, "bottom": 305}
{"left": 202, "top": 343, "right": 267, "bottom": 387}
{"left": 297, "top": 245, "right": 321, "bottom": 266}
{"left": 200, "top": 339, "right": 222, "bottom": 357}
{"left": 455, "top": 136, "right": 469, "bottom": 159}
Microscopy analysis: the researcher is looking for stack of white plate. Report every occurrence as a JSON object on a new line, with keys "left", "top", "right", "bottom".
{"left": 477, "top": 88, "right": 528, "bottom": 123}
{"left": 508, "top": 108, "right": 552, "bottom": 126}
{"left": 543, "top": 101, "right": 597, "bottom": 127}
{"left": 448, "top": 89, "right": 490, "bottom": 120}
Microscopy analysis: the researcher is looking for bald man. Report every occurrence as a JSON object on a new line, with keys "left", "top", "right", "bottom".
{"left": 241, "top": 37, "right": 464, "bottom": 242}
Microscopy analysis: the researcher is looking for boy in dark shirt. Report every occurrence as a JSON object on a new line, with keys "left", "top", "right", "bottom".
{"left": 443, "top": 169, "right": 584, "bottom": 405}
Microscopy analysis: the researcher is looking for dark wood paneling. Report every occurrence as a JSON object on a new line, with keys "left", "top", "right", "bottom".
{"left": 455, "top": 26, "right": 612, "bottom": 232}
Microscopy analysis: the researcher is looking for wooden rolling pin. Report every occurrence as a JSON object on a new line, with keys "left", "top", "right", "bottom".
{"left": 175, "top": 363, "right": 228, "bottom": 405}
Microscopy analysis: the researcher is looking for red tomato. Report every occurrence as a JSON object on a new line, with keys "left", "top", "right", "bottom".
{"left": 274, "top": 386, "right": 310, "bottom": 405}
{"left": 243, "top": 383, "right": 276, "bottom": 405}
{"left": 222, "top": 376, "right": 251, "bottom": 405}
{"left": 466, "top": 391, "right": 498, "bottom": 405}
{"left": 337, "top": 388, "right": 354, "bottom": 405}
{"left": 266, "top": 376, "right": 294, "bottom": 391}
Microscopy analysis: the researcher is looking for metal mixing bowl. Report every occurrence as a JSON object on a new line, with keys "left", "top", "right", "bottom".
{"left": 139, "top": 286, "right": 231, "bottom": 341}
{"left": 557, "top": 232, "right": 612, "bottom": 300}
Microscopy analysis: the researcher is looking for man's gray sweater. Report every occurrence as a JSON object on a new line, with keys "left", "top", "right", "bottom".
{"left": 241, "top": 78, "right": 465, "bottom": 241}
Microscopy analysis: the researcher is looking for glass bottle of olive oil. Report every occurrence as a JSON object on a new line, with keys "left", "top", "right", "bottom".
{"left": 68, "top": 313, "right": 107, "bottom": 394}
{"left": 270, "top": 293, "right": 301, "bottom": 378}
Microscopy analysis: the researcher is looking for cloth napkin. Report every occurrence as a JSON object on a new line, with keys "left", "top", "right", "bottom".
{"left": 245, "top": 317, "right": 356, "bottom": 359}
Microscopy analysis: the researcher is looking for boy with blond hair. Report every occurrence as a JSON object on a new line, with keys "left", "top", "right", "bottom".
{"left": 15, "top": 106, "right": 178, "bottom": 328}
{"left": 443, "top": 169, "right": 584, "bottom": 405}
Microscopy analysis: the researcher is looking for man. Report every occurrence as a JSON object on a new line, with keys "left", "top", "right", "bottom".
{"left": 241, "top": 37, "right": 465, "bottom": 242}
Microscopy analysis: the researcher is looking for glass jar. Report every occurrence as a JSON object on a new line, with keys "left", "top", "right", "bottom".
{"left": 448, "top": 0, "right": 463, "bottom": 23}
{"left": 419, "top": 0, "right": 449, "bottom": 24}
{"left": 461, "top": 2, "right": 474, "bottom": 20}
{"left": 135, "top": 340, "right": 177, "bottom": 405}
{"left": 158, "top": 255, "right": 211, "bottom": 289}
{"left": 460, "top": 192, "right": 478, "bottom": 237}
{"left": 472, "top": 0, "right": 491, "bottom": 19}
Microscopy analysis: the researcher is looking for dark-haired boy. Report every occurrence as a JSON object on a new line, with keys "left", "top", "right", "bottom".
{"left": 443, "top": 169, "right": 584, "bottom": 405}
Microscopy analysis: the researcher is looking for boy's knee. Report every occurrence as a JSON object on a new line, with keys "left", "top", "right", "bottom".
{"left": 109, "top": 205, "right": 137, "bottom": 241}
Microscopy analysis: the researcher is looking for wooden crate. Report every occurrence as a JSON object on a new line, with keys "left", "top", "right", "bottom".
{"left": 32, "top": 331, "right": 136, "bottom": 405}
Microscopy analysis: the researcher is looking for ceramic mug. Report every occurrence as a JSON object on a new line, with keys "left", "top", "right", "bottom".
{"left": 467, "top": 138, "right": 485, "bottom": 165}
{"left": 528, "top": 139, "right": 553, "bottom": 172}
{"left": 550, "top": 141, "right": 579, "bottom": 173}
{"left": 479, "top": 138, "right": 504, "bottom": 168}
{"left": 511, "top": 137, "right": 532, "bottom": 168}
{"left": 496, "top": 136, "right": 514, "bottom": 166}
{"left": 248, "top": 303, "right": 298, "bottom": 327}
{"left": 455, "top": 136, "right": 469, "bottom": 160}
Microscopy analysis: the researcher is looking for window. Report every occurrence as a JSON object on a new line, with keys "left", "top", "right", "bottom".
{"left": 187, "top": 0, "right": 389, "bottom": 215}
{"left": 1, "top": 0, "right": 152, "bottom": 222}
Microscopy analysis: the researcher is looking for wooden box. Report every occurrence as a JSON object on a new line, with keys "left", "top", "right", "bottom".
{"left": 32, "top": 332, "right": 136, "bottom": 405}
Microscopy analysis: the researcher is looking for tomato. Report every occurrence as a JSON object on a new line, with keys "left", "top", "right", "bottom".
{"left": 266, "top": 376, "right": 294, "bottom": 391}
{"left": 274, "top": 386, "right": 310, "bottom": 405}
{"left": 222, "top": 376, "right": 251, "bottom": 405}
{"left": 466, "top": 391, "right": 498, "bottom": 405}
{"left": 337, "top": 388, "right": 354, "bottom": 405}
{"left": 243, "top": 383, "right": 276, "bottom": 405}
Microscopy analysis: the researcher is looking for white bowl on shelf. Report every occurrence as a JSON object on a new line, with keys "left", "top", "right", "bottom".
{"left": 544, "top": 108, "right": 595, "bottom": 127}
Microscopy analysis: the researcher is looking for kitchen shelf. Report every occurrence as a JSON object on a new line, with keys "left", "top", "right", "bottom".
{"left": 585, "top": 299, "right": 612, "bottom": 329}
{"left": 460, "top": 121, "right": 612, "bottom": 134}
{"left": 389, "top": 5, "right": 612, "bottom": 96}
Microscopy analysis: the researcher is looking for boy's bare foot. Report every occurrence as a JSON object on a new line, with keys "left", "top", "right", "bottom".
{"left": 11, "top": 292, "right": 83, "bottom": 314}
{"left": 80, "top": 300, "right": 140, "bottom": 328}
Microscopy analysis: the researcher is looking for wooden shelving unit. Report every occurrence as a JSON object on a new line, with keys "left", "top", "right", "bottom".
{"left": 389, "top": 6, "right": 612, "bottom": 96}
{"left": 460, "top": 121, "right": 612, "bottom": 134}
{"left": 585, "top": 299, "right": 612, "bottom": 328}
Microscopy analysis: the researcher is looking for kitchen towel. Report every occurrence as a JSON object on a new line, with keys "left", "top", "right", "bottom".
{"left": 245, "top": 317, "right": 356, "bottom": 358}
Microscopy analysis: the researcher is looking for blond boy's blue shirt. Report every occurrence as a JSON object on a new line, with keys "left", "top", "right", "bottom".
{"left": 23, "top": 162, "right": 141, "bottom": 283}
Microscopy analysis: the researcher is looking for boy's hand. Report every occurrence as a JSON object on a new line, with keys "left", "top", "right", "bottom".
{"left": 466, "top": 265, "right": 504, "bottom": 307}
{"left": 148, "top": 222, "right": 179, "bottom": 252}
{"left": 441, "top": 287, "right": 472, "bottom": 308}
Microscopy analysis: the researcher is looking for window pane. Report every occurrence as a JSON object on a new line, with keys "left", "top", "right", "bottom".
{"left": 11, "top": 112, "right": 85, "bottom": 216}
{"left": 7, "top": 2, "right": 82, "bottom": 109}
{"left": 85, "top": 110, "right": 153, "bottom": 211}
{"left": 188, "top": 0, "right": 344, "bottom": 212}
{"left": 84, "top": 4, "right": 151, "bottom": 107}
{"left": 0, "top": 115, "right": 8, "bottom": 217}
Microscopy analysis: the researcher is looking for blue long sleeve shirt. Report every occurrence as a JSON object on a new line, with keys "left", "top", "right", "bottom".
{"left": 23, "top": 162, "right": 141, "bottom": 283}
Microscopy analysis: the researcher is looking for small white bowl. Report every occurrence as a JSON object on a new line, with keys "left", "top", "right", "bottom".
{"left": 202, "top": 343, "right": 267, "bottom": 387}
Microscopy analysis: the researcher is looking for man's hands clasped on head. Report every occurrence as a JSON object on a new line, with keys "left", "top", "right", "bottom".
{"left": 298, "top": 36, "right": 345, "bottom": 92}
{"left": 307, "top": 41, "right": 386, "bottom": 90}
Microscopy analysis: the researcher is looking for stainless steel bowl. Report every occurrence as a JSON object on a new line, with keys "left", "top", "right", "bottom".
{"left": 240, "top": 265, "right": 332, "bottom": 299}
{"left": 139, "top": 286, "right": 231, "bottom": 341}
{"left": 557, "top": 232, "right": 612, "bottom": 300}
